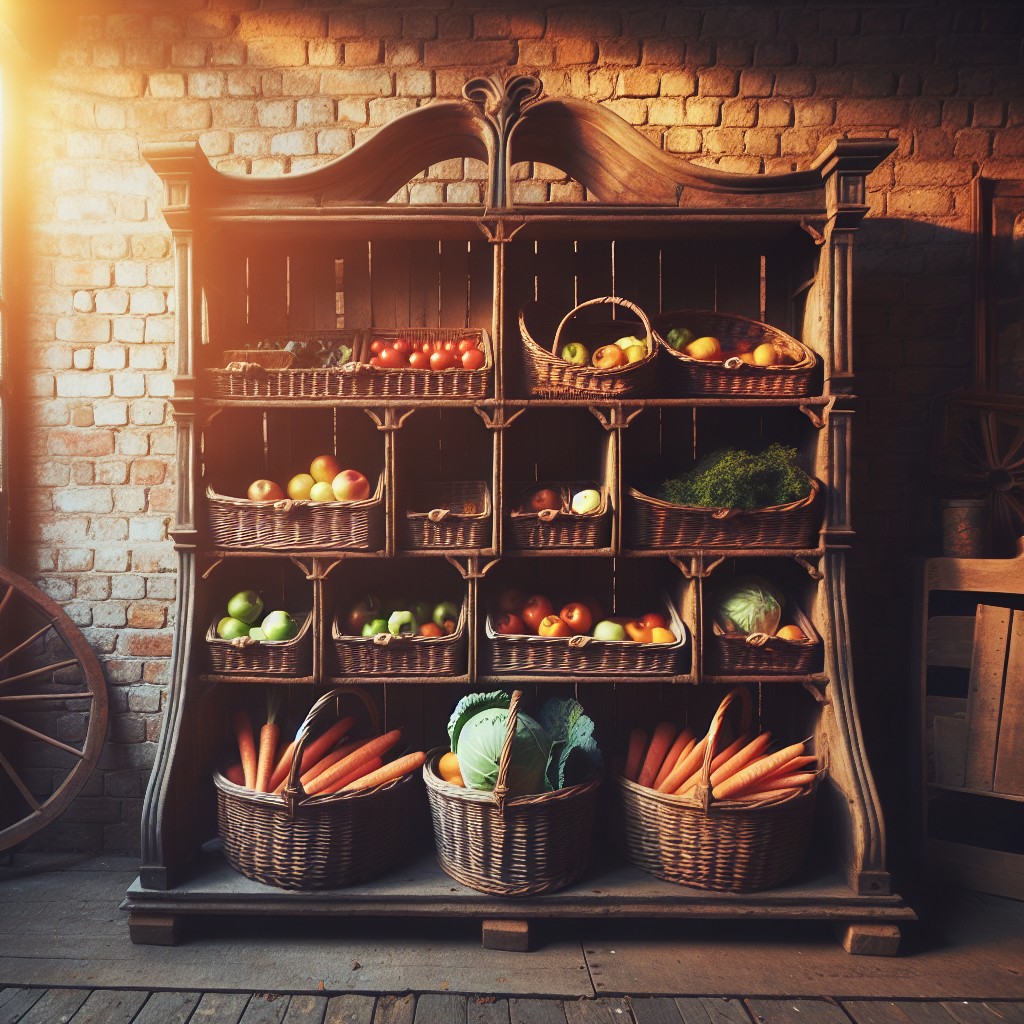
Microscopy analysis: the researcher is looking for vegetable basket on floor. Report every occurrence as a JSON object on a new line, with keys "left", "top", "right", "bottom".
{"left": 214, "top": 687, "right": 421, "bottom": 890}
{"left": 423, "top": 690, "right": 600, "bottom": 897}
{"left": 613, "top": 687, "right": 819, "bottom": 892}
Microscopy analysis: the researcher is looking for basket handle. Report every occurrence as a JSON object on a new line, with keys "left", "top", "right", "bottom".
{"left": 693, "top": 686, "right": 752, "bottom": 813}
{"left": 551, "top": 296, "right": 654, "bottom": 356}
{"left": 427, "top": 507, "right": 451, "bottom": 523}
{"left": 283, "top": 685, "right": 379, "bottom": 816}
{"left": 492, "top": 689, "right": 524, "bottom": 816}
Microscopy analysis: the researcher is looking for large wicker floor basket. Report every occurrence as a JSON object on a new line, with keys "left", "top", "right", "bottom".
{"left": 214, "top": 688, "right": 420, "bottom": 890}
{"left": 612, "top": 688, "right": 818, "bottom": 893}
{"left": 423, "top": 691, "right": 600, "bottom": 897}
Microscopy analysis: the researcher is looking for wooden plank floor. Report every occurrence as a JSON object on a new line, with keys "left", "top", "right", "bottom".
{"left": 1, "top": 991, "right": 1023, "bottom": 1024}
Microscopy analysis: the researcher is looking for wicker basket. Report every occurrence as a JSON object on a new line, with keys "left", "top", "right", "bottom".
{"left": 403, "top": 481, "right": 491, "bottom": 550}
{"left": 206, "top": 612, "right": 312, "bottom": 676}
{"left": 705, "top": 603, "right": 823, "bottom": 676}
{"left": 214, "top": 687, "right": 421, "bottom": 890}
{"left": 652, "top": 310, "right": 817, "bottom": 398}
{"left": 519, "top": 297, "right": 657, "bottom": 399}
{"left": 613, "top": 687, "right": 819, "bottom": 892}
{"left": 223, "top": 349, "right": 298, "bottom": 370}
{"left": 330, "top": 602, "right": 467, "bottom": 677}
{"left": 626, "top": 477, "right": 823, "bottom": 549}
{"left": 485, "top": 595, "right": 687, "bottom": 676}
{"left": 206, "top": 472, "right": 385, "bottom": 551}
{"left": 206, "top": 328, "right": 492, "bottom": 400}
{"left": 423, "top": 690, "right": 600, "bottom": 896}
{"left": 507, "top": 481, "right": 611, "bottom": 550}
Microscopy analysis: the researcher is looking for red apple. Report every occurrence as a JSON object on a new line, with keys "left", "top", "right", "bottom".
{"left": 527, "top": 487, "right": 562, "bottom": 513}
{"left": 247, "top": 478, "right": 285, "bottom": 502}
{"left": 461, "top": 348, "right": 486, "bottom": 370}
{"left": 640, "top": 612, "right": 669, "bottom": 630}
{"left": 521, "top": 594, "right": 555, "bottom": 633}
{"left": 309, "top": 454, "right": 343, "bottom": 483}
{"left": 332, "top": 469, "right": 371, "bottom": 502}
{"left": 494, "top": 612, "right": 526, "bottom": 635}
{"left": 559, "top": 601, "right": 593, "bottom": 635}
{"left": 496, "top": 588, "right": 526, "bottom": 615}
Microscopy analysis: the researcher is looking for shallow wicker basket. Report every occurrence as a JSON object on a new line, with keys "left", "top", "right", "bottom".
{"left": 613, "top": 687, "right": 819, "bottom": 893}
{"left": 223, "top": 349, "right": 298, "bottom": 370}
{"left": 423, "top": 690, "right": 600, "bottom": 897}
{"left": 214, "top": 687, "right": 421, "bottom": 890}
{"left": 626, "top": 477, "right": 823, "bottom": 549}
{"left": 507, "top": 481, "right": 612, "bottom": 550}
{"left": 519, "top": 297, "right": 657, "bottom": 399}
{"left": 403, "top": 481, "right": 491, "bottom": 550}
{"left": 206, "top": 612, "right": 312, "bottom": 676}
{"left": 331, "top": 603, "right": 467, "bottom": 677}
{"left": 206, "top": 472, "right": 385, "bottom": 551}
{"left": 652, "top": 310, "right": 817, "bottom": 398}
{"left": 485, "top": 595, "right": 687, "bottom": 676}
{"left": 705, "top": 603, "right": 823, "bottom": 676}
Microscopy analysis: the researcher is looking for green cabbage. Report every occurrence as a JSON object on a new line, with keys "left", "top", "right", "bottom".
{"left": 713, "top": 576, "right": 784, "bottom": 635}
{"left": 455, "top": 707, "right": 551, "bottom": 796}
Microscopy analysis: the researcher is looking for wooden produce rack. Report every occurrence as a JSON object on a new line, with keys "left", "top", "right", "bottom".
{"left": 124, "top": 74, "right": 912, "bottom": 953}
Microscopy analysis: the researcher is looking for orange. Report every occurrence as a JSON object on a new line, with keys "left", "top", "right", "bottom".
{"left": 776, "top": 624, "right": 807, "bottom": 642}
{"left": 649, "top": 626, "right": 676, "bottom": 644}
{"left": 438, "top": 751, "right": 462, "bottom": 782}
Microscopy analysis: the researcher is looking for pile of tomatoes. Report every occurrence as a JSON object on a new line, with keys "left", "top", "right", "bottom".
{"left": 367, "top": 336, "right": 486, "bottom": 371}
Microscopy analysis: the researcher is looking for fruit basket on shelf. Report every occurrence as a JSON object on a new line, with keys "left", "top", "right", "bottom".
{"left": 706, "top": 603, "right": 822, "bottom": 676}
{"left": 485, "top": 593, "right": 688, "bottom": 676}
{"left": 403, "top": 480, "right": 491, "bottom": 550}
{"left": 519, "top": 296, "right": 657, "bottom": 399}
{"left": 205, "top": 328, "right": 492, "bottom": 401}
{"left": 205, "top": 611, "right": 312, "bottom": 676}
{"left": 507, "top": 480, "right": 611, "bottom": 550}
{"left": 331, "top": 599, "right": 467, "bottom": 677}
{"left": 205, "top": 471, "right": 385, "bottom": 551}
{"left": 652, "top": 310, "right": 817, "bottom": 398}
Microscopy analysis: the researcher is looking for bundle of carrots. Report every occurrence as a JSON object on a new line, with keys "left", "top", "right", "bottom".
{"left": 623, "top": 717, "right": 817, "bottom": 802}
{"left": 225, "top": 706, "right": 426, "bottom": 799}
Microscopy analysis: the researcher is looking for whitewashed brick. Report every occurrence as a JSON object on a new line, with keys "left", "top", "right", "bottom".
{"left": 95, "top": 288, "right": 130, "bottom": 315}
{"left": 55, "top": 488, "right": 114, "bottom": 514}
{"left": 73, "top": 348, "right": 93, "bottom": 370}
{"left": 73, "top": 291, "right": 95, "bottom": 313}
{"left": 258, "top": 101, "right": 294, "bottom": 129}
{"left": 57, "top": 194, "right": 116, "bottom": 222}
{"left": 96, "top": 548, "right": 131, "bottom": 573}
{"left": 111, "top": 573, "right": 146, "bottom": 599}
{"left": 297, "top": 97, "right": 334, "bottom": 126}
{"left": 56, "top": 371, "right": 111, "bottom": 398}
{"left": 143, "top": 318, "right": 175, "bottom": 344}
{"left": 114, "top": 262, "right": 147, "bottom": 287}
{"left": 30, "top": 374, "right": 56, "bottom": 398}
{"left": 317, "top": 128, "right": 352, "bottom": 155}
{"left": 57, "top": 317, "right": 112, "bottom": 344}
{"left": 112, "top": 370, "right": 145, "bottom": 397}
{"left": 146, "top": 373, "right": 174, "bottom": 398}
{"left": 129, "top": 517, "right": 168, "bottom": 542}
{"left": 114, "top": 317, "right": 146, "bottom": 344}
{"left": 113, "top": 486, "right": 147, "bottom": 512}
{"left": 270, "top": 130, "right": 315, "bottom": 156}
{"left": 129, "top": 288, "right": 166, "bottom": 315}
{"left": 129, "top": 400, "right": 167, "bottom": 426}
{"left": 128, "top": 346, "right": 165, "bottom": 371}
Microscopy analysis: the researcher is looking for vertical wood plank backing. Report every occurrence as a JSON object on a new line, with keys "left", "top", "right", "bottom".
{"left": 574, "top": 240, "right": 613, "bottom": 305}
{"left": 408, "top": 240, "right": 441, "bottom": 327}
{"left": 660, "top": 240, "right": 717, "bottom": 311}
{"left": 613, "top": 241, "right": 660, "bottom": 317}
{"left": 503, "top": 240, "right": 537, "bottom": 395}
{"left": 965, "top": 603, "right": 1012, "bottom": 791}
{"left": 210, "top": 239, "right": 249, "bottom": 350}
{"left": 535, "top": 240, "right": 577, "bottom": 317}
{"left": 467, "top": 240, "right": 494, "bottom": 332}
{"left": 371, "top": 241, "right": 412, "bottom": 328}
{"left": 713, "top": 243, "right": 762, "bottom": 321}
{"left": 994, "top": 608, "right": 1024, "bottom": 794}
{"left": 288, "top": 243, "right": 337, "bottom": 331}
{"left": 440, "top": 241, "right": 471, "bottom": 327}
{"left": 338, "top": 242, "right": 371, "bottom": 329}
{"left": 247, "top": 250, "right": 289, "bottom": 338}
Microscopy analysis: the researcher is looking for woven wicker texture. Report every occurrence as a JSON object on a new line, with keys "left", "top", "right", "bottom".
{"left": 652, "top": 310, "right": 817, "bottom": 397}
{"left": 613, "top": 687, "right": 817, "bottom": 892}
{"left": 206, "top": 472, "right": 385, "bottom": 551}
{"left": 626, "top": 476, "right": 823, "bottom": 549}
{"left": 206, "top": 328, "right": 492, "bottom": 400}
{"left": 507, "top": 480, "right": 611, "bottom": 550}
{"left": 331, "top": 603, "right": 467, "bottom": 676}
{"left": 519, "top": 297, "right": 657, "bottom": 399}
{"left": 423, "top": 690, "right": 600, "bottom": 896}
{"left": 705, "top": 603, "right": 823, "bottom": 675}
{"left": 214, "top": 687, "right": 421, "bottom": 890}
{"left": 206, "top": 612, "right": 312, "bottom": 676}
{"left": 403, "top": 480, "right": 491, "bottom": 550}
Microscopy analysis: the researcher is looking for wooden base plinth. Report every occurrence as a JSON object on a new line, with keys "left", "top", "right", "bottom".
{"left": 482, "top": 919, "right": 529, "bottom": 952}
{"left": 837, "top": 922, "right": 902, "bottom": 956}
{"left": 128, "top": 911, "right": 182, "bottom": 946}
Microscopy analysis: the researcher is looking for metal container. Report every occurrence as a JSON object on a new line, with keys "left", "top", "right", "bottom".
{"left": 941, "top": 498, "right": 991, "bottom": 558}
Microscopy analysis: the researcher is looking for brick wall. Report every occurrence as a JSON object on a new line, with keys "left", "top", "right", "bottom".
{"left": 5, "top": 1, "right": 1022, "bottom": 859}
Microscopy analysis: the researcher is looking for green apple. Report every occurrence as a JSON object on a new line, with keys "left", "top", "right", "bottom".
{"left": 560, "top": 342, "right": 590, "bottom": 365}
{"left": 433, "top": 600, "right": 460, "bottom": 627}
{"left": 411, "top": 600, "right": 434, "bottom": 627}
{"left": 226, "top": 589, "right": 263, "bottom": 625}
{"left": 592, "top": 619, "right": 626, "bottom": 642}
{"left": 614, "top": 335, "right": 643, "bottom": 350}
{"left": 261, "top": 609, "right": 299, "bottom": 642}
{"left": 361, "top": 617, "right": 389, "bottom": 637}
{"left": 570, "top": 488, "right": 602, "bottom": 515}
{"left": 217, "top": 615, "right": 251, "bottom": 640}
{"left": 623, "top": 344, "right": 647, "bottom": 363}
{"left": 388, "top": 609, "right": 418, "bottom": 636}
{"left": 248, "top": 627, "right": 267, "bottom": 642}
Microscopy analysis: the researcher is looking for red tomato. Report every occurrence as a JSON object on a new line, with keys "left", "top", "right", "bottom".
{"left": 377, "top": 346, "right": 407, "bottom": 369}
{"left": 443, "top": 340, "right": 457, "bottom": 352}
{"left": 458, "top": 338, "right": 478, "bottom": 353}
{"left": 369, "top": 339, "right": 385, "bottom": 354}
{"left": 461, "top": 348, "right": 485, "bottom": 370}
{"left": 392, "top": 338, "right": 410, "bottom": 354}
{"left": 368, "top": 355, "right": 382, "bottom": 367}
{"left": 408, "top": 350, "right": 430, "bottom": 370}
{"left": 421, "top": 341, "right": 433, "bottom": 354}
{"left": 429, "top": 349, "right": 456, "bottom": 371}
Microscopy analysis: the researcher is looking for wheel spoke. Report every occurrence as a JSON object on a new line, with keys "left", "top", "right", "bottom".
{"left": 0, "top": 620, "right": 56, "bottom": 669}
{"left": 0, "top": 692, "right": 94, "bottom": 703}
{"left": 0, "top": 583, "right": 14, "bottom": 624}
{"left": 0, "top": 713, "right": 85, "bottom": 759}
{"left": 0, "top": 749, "right": 42, "bottom": 812}
{"left": 0, "top": 659, "right": 80, "bottom": 688}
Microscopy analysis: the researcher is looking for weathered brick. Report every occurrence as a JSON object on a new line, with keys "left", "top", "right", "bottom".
{"left": 699, "top": 68, "right": 740, "bottom": 98}
{"left": 321, "top": 68, "right": 392, "bottom": 96}
{"left": 423, "top": 40, "right": 515, "bottom": 68}
{"left": 247, "top": 38, "right": 308, "bottom": 68}
{"left": 128, "top": 602, "right": 167, "bottom": 629}
{"left": 648, "top": 98, "right": 685, "bottom": 126}
{"left": 257, "top": 100, "right": 294, "bottom": 128}
{"left": 308, "top": 39, "right": 341, "bottom": 67}
{"left": 237, "top": 10, "right": 325, "bottom": 40}
{"left": 685, "top": 97, "right": 721, "bottom": 126}
{"left": 345, "top": 39, "right": 383, "bottom": 66}
{"left": 270, "top": 130, "right": 315, "bottom": 156}
{"left": 187, "top": 10, "right": 237, "bottom": 39}
{"left": 56, "top": 318, "right": 112, "bottom": 345}
{"left": 54, "top": 488, "right": 114, "bottom": 514}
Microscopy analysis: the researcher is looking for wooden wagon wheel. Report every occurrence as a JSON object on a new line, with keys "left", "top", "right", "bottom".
{"left": 0, "top": 565, "right": 108, "bottom": 852}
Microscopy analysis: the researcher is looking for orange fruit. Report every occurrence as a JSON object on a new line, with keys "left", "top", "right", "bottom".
{"left": 776, "top": 624, "right": 807, "bottom": 642}
{"left": 753, "top": 342, "right": 778, "bottom": 366}
{"left": 438, "top": 751, "right": 462, "bottom": 782}
{"left": 649, "top": 626, "right": 676, "bottom": 644}
{"left": 684, "top": 336, "right": 722, "bottom": 361}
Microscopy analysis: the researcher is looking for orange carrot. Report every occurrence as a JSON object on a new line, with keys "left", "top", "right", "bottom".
{"left": 233, "top": 710, "right": 257, "bottom": 789}
{"left": 657, "top": 735, "right": 708, "bottom": 794}
{"left": 225, "top": 762, "right": 245, "bottom": 786}
{"left": 317, "top": 755, "right": 385, "bottom": 795}
{"left": 254, "top": 707, "right": 279, "bottom": 793}
{"left": 267, "top": 715, "right": 356, "bottom": 792}
{"left": 742, "top": 770, "right": 818, "bottom": 794}
{"left": 624, "top": 728, "right": 647, "bottom": 782}
{"left": 304, "top": 730, "right": 403, "bottom": 796}
{"left": 341, "top": 751, "right": 426, "bottom": 792}
{"left": 709, "top": 731, "right": 773, "bottom": 788}
{"left": 712, "top": 741, "right": 806, "bottom": 800}
{"left": 653, "top": 729, "right": 694, "bottom": 790}
{"left": 638, "top": 721, "right": 677, "bottom": 788}
{"left": 756, "top": 754, "right": 817, "bottom": 788}
{"left": 271, "top": 738, "right": 362, "bottom": 794}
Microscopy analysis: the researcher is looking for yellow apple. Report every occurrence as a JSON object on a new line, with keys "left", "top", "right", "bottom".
{"left": 287, "top": 472, "right": 315, "bottom": 501}
{"left": 309, "top": 481, "right": 335, "bottom": 502}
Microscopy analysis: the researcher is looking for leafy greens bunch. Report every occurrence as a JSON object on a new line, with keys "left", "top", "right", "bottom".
{"left": 447, "top": 691, "right": 602, "bottom": 796}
